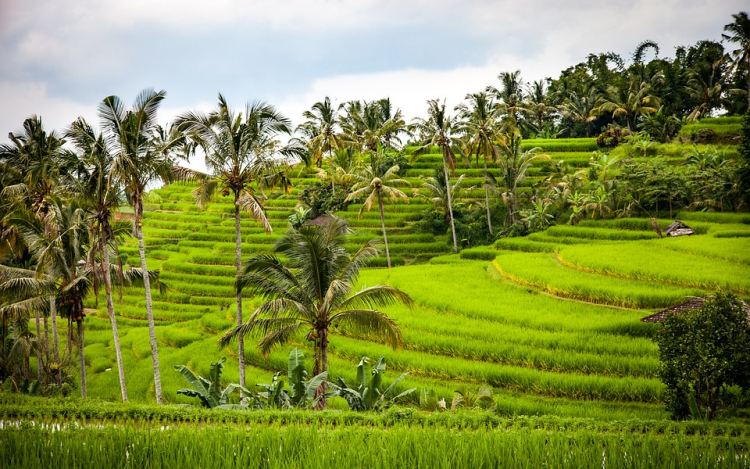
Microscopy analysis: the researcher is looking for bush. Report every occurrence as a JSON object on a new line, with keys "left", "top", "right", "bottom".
{"left": 596, "top": 128, "right": 631, "bottom": 148}
{"left": 657, "top": 293, "right": 750, "bottom": 420}
{"left": 298, "top": 180, "right": 352, "bottom": 219}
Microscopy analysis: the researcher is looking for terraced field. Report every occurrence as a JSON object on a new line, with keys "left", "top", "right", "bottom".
{"left": 62, "top": 142, "right": 749, "bottom": 423}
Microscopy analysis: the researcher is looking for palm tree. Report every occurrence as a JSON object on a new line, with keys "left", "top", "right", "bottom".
{"left": 455, "top": 92, "right": 504, "bottom": 235}
{"left": 559, "top": 86, "right": 600, "bottom": 137}
{"left": 723, "top": 11, "right": 750, "bottom": 108}
{"left": 496, "top": 136, "right": 548, "bottom": 225}
{"left": 410, "top": 99, "right": 463, "bottom": 252}
{"left": 338, "top": 100, "right": 407, "bottom": 153}
{"left": 65, "top": 118, "right": 129, "bottom": 401}
{"left": 7, "top": 198, "right": 92, "bottom": 396}
{"left": 345, "top": 154, "right": 410, "bottom": 268}
{"left": 101, "top": 88, "right": 182, "bottom": 404}
{"left": 219, "top": 216, "right": 413, "bottom": 409}
{"left": 487, "top": 70, "right": 525, "bottom": 125}
{"left": 296, "top": 97, "right": 342, "bottom": 168}
{"left": 176, "top": 94, "right": 299, "bottom": 389}
{"left": 593, "top": 80, "right": 661, "bottom": 130}
{"left": 685, "top": 61, "right": 737, "bottom": 122}
{"left": 522, "top": 80, "right": 556, "bottom": 135}
{"left": 0, "top": 116, "right": 66, "bottom": 368}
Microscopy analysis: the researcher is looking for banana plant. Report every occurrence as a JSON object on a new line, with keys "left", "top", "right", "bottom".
{"left": 174, "top": 357, "right": 238, "bottom": 408}
{"left": 332, "top": 357, "right": 416, "bottom": 411}
{"left": 286, "top": 347, "right": 330, "bottom": 408}
{"left": 233, "top": 347, "right": 331, "bottom": 410}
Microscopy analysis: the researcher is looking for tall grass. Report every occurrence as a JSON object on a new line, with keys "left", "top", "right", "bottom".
{"left": 558, "top": 242, "right": 750, "bottom": 294}
{"left": 492, "top": 251, "right": 706, "bottom": 308}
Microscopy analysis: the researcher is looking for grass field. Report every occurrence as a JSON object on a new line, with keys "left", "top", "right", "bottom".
{"left": 6, "top": 141, "right": 750, "bottom": 466}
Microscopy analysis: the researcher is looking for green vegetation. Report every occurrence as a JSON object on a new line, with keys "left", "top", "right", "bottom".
{"left": 3, "top": 10, "right": 750, "bottom": 465}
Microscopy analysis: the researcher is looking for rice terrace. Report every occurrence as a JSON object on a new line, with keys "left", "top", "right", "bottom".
{"left": 2, "top": 4, "right": 750, "bottom": 468}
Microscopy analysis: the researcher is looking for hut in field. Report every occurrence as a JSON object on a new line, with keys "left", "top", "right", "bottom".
{"left": 304, "top": 215, "right": 352, "bottom": 232}
{"left": 304, "top": 215, "right": 337, "bottom": 227}
{"left": 641, "top": 297, "right": 750, "bottom": 323}
{"left": 664, "top": 220, "right": 695, "bottom": 237}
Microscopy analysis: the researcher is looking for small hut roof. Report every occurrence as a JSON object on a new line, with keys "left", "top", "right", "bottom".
{"left": 641, "top": 297, "right": 750, "bottom": 323}
{"left": 664, "top": 220, "right": 694, "bottom": 236}
{"left": 303, "top": 215, "right": 352, "bottom": 232}
{"left": 304, "top": 215, "right": 337, "bottom": 227}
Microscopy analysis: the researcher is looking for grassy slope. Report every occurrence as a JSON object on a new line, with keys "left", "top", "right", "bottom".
{"left": 20, "top": 142, "right": 750, "bottom": 426}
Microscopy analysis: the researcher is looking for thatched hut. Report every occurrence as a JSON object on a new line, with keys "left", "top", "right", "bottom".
{"left": 304, "top": 215, "right": 352, "bottom": 232}
{"left": 664, "top": 220, "right": 695, "bottom": 237}
{"left": 304, "top": 215, "right": 337, "bottom": 227}
{"left": 641, "top": 297, "right": 750, "bottom": 323}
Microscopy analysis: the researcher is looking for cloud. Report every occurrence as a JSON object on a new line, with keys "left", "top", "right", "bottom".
{"left": 0, "top": 81, "right": 96, "bottom": 138}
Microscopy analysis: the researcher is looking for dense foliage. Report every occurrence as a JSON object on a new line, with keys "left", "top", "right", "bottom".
{"left": 657, "top": 293, "right": 750, "bottom": 420}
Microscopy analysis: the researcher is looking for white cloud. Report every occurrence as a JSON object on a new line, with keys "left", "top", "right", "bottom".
{"left": 0, "top": 81, "right": 96, "bottom": 138}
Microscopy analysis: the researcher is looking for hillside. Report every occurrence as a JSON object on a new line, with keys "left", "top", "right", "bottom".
{"left": 62, "top": 136, "right": 750, "bottom": 423}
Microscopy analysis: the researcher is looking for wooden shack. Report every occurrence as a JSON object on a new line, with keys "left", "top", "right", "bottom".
{"left": 664, "top": 220, "right": 695, "bottom": 237}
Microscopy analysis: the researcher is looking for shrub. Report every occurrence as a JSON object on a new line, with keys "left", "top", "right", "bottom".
{"left": 657, "top": 293, "right": 750, "bottom": 420}
{"left": 596, "top": 128, "right": 631, "bottom": 148}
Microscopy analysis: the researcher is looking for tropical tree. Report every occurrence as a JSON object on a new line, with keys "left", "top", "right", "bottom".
{"left": 522, "top": 80, "right": 556, "bottom": 136}
{"left": 65, "top": 118, "right": 129, "bottom": 401}
{"left": 0, "top": 116, "right": 66, "bottom": 369}
{"left": 219, "top": 216, "right": 413, "bottom": 409}
{"left": 101, "top": 88, "right": 182, "bottom": 404}
{"left": 176, "top": 94, "right": 299, "bottom": 389}
{"left": 723, "top": 11, "right": 750, "bottom": 108}
{"left": 559, "top": 86, "right": 600, "bottom": 137}
{"left": 487, "top": 70, "right": 525, "bottom": 125}
{"left": 496, "top": 136, "right": 548, "bottom": 225}
{"left": 455, "top": 92, "right": 504, "bottom": 235}
{"left": 296, "top": 97, "right": 342, "bottom": 168}
{"left": 410, "top": 99, "right": 463, "bottom": 252}
{"left": 594, "top": 80, "right": 661, "bottom": 130}
{"left": 345, "top": 154, "right": 410, "bottom": 268}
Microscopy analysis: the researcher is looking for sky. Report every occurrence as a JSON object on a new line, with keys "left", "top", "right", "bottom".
{"left": 0, "top": 0, "right": 746, "bottom": 161}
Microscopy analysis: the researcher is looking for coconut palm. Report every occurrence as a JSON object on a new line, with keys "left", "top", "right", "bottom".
{"left": 723, "top": 11, "right": 750, "bottom": 108}
{"left": 593, "top": 80, "right": 661, "bottom": 130}
{"left": 559, "top": 86, "right": 600, "bottom": 137}
{"left": 487, "top": 70, "right": 525, "bottom": 125}
{"left": 338, "top": 100, "right": 406, "bottom": 153}
{"left": 345, "top": 154, "right": 410, "bottom": 268}
{"left": 219, "top": 216, "right": 413, "bottom": 409}
{"left": 296, "top": 97, "right": 342, "bottom": 168}
{"left": 101, "top": 88, "right": 182, "bottom": 404}
{"left": 410, "top": 99, "right": 464, "bottom": 252}
{"left": 455, "top": 92, "right": 505, "bottom": 235}
{"left": 176, "top": 94, "right": 299, "bottom": 389}
{"left": 6, "top": 198, "right": 91, "bottom": 395}
{"left": 522, "top": 80, "right": 556, "bottom": 135}
{"left": 0, "top": 116, "right": 66, "bottom": 366}
{"left": 496, "top": 135, "right": 548, "bottom": 225}
{"left": 65, "top": 117, "right": 129, "bottom": 401}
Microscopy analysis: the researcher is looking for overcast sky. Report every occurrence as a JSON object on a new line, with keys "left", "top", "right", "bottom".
{"left": 1, "top": 0, "right": 746, "bottom": 152}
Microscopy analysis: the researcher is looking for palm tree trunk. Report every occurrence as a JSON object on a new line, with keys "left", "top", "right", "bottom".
{"left": 34, "top": 310, "right": 44, "bottom": 384}
{"left": 484, "top": 156, "right": 494, "bottom": 235}
{"left": 67, "top": 317, "right": 73, "bottom": 376}
{"left": 234, "top": 193, "right": 245, "bottom": 389}
{"left": 77, "top": 319, "right": 86, "bottom": 398}
{"left": 49, "top": 294, "right": 60, "bottom": 385}
{"left": 135, "top": 198, "right": 163, "bottom": 404}
{"left": 43, "top": 315, "right": 50, "bottom": 364}
{"left": 102, "top": 231, "right": 128, "bottom": 401}
{"left": 442, "top": 150, "right": 458, "bottom": 253}
{"left": 378, "top": 193, "right": 392, "bottom": 268}
{"left": 315, "top": 327, "right": 329, "bottom": 410}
